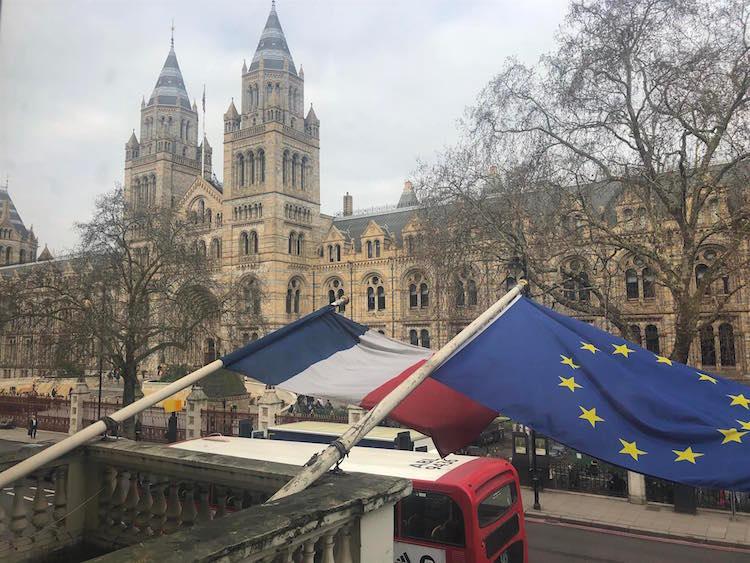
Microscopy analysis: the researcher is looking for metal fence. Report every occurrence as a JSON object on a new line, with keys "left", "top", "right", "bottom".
{"left": 547, "top": 456, "right": 628, "bottom": 498}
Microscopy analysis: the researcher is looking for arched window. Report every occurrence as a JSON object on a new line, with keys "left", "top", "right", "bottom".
{"left": 211, "top": 238, "right": 221, "bottom": 260}
{"left": 722, "top": 275, "right": 730, "bottom": 295}
{"left": 625, "top": 269, "right": 639, "bottom": 299}
{"left": 719, "top": 323, "right": 736, "bottom": 366}
{"left": 467, "top": 280, "right": 477, "bottom": 306}
{"left": 335, "top": 245, "right": 341, "bottom": 262}
{"left": 297, "top": 234, "right": 304, "bottom": 256}
{"left": 420, "top": 329, "right": 431, "bottom": 349}
{"left": 629, "top": 325, "right": 642, "bottom": 346}
{"left": 419, "top": 283, "right": 429, "bottom": 308}
{"left": 563, "top": 277, "right": 576, "bottom": 301}
{"left": 455, "top": 280, "right": 465, "bottom": 307}
{"left": 377, "top": 286, "right": 386, "bottom": 310}
{"left": 258, "top": 150, "right": 266, "bottom": 182}
{"left": 288, "top": 232, "right": 296, "bottom": 254}
{"left": 328, "top": 289, "right": 336, "bottom": 304}
{"left": 375, "top": 240, "right": 381, "bottom": 258}
{"left": 409, "top": 284, "right": 418, "bottom": 308}
{"left": 645, "top": 325, "right": 660, "bottom": 354}
{"left": 237, "top": 154, "right": 245, "bottom": 186}
{"left": 282, "top": 151, "right": 289, "bottom": 185}
{"left": 367, "top": 241, "right": 373, "bottom": 259}
{"left": 578, "top": 272, "right": 590, "bottom": 302}
{"left": 197, "top": 240, "right": 207, "bottom": 257}
{"left": 406, "top": 236, "right": 414, "bottom": 254}
{"left": 240, "top": 232, "right": 249, "bottom": 255}
{"left": 250, "top": 231, "right": 258, "bottom": 254}
{"left": 328, "top": 245, "right": 334, "bottom": 262}
{"left": 367, "top": 287, "right": 375, "bottom": 311}
{"left": 409, "top": 330, "right": 419, "bottom": 346}
{"left": 642, "top": 268, "right": 655, "bottom": 299}
{"left": 700, "top": 325, "right": 716, "bottom": 366}
{"left": 301, "top": 157, "right": 308, "bottom": 190}
{"left": 286, "top": 278, "right": 301, "bottom": 314}
{"left": 243, "top": 278, "right": 260, "bottom": 315}
{"left": 247, "top": 151, "right": 255, "bottom": 184}
{"left": 695, "top": 263, "right": 710, "bottom": 295}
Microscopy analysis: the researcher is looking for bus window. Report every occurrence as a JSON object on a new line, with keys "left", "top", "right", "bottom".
{"left": 478, "top": 481, "right": 517, "bottom": 527}
{"left": 399, "top": 490, "right": 465, "bottom": 547}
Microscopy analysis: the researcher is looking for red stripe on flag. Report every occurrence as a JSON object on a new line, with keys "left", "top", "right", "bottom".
{"left": 360, "top": 360, "right": 497, "bottom": 457}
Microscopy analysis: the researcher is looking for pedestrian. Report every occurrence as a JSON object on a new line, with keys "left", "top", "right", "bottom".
{"left": 31, "top": 416, "right": 38, "bottom": 439}
{"left": 27, "top": 417, "right": 33, "bottom": 438}
{"left": 166, "top": 412, "right": 178, "bottom": 443}
{"left": 134, "top": 420, "right": 142, "bottom": 441}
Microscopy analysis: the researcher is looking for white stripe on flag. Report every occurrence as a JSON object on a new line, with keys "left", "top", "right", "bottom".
{"left": 277, "top": 329, "right": 431, "bottom": 404}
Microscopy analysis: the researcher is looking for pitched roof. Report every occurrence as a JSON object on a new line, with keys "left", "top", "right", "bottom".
{"left": 0, "top": 188, "right": 30, "bottom": 239}
{"left": 148, "top": 44, "right": 192, "bottom": 110}
{"left": 333, "top": 205, "right": 420, "bottom": 251}
{"left": 38, "top": 245, "right": 53, "bottom": 262}
{"left": 249, "top": 2, "right": 297, "bottom": 75}
{"left": 397, "top": 181, "right": 418, "bottom": 208}
{"left": 224, "top": 99, "right": 239, "bottom": 120}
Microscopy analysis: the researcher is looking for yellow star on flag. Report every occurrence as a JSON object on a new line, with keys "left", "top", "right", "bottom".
{"left": 580, "top": 342, "right": 600, "bottom": 354}
{"left": 612, "top": 343, "right": 634, "bottom": 358}
{"left": 728, "top": 394, "right": 750, "bottom": 410}
{"left": 579, "top": 406, "right": 604, "bottom": 428}
{"left": 559, "top": 376, "right": 582, "bottom": 392}
{"left": 718, "top": 428, "right": 748, "bottom": 445}
{"left": 672, "top": 447, "right": 704, "bottom": 464}
{"left": 655, "top": 355, "right": 673, "bottom": 366}
{"left": 736, "top": 420, "right": 750, "bottom": 431}
{"left": 618, "top": 439, "right": 647, "bottom": 461}
{"left": 560, "top": 355, "right": 580, "bottom": 369}
{"left": 697, "top": 373, "right": 717, "bottom": 384}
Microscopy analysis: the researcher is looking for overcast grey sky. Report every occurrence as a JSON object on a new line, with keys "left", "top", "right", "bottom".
{"left": 0, "top": 0, "right": 568, "bottom": 253}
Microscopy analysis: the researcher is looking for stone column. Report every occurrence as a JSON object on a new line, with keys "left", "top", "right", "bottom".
{"left": 185, "top": 386, "right": 208, "bottom": 440}
{"left": 627, "top": 471, "right": 647, "bottom": 505}
{"left": 257, "top": 386, "right": 284, "bottom": 432}
{"left": 68, "top": 380, "right": 90, "bottom": 434}
{"left": 347, "top": 405, "right": 366, "bottom": 424}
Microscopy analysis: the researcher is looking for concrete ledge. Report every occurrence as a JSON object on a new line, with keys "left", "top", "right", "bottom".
{"left": 90, "top": 471, "right": 412, "bottom": 562}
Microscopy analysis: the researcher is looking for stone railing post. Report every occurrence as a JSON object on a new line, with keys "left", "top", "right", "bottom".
{"left": 347, "top": 405, "right": 366, "bottom": 424}
{"left": 185, "top": 386, "right": 208, "bottom": 440}
{"left": 257, "top": 386, "right": 284, "bottom": 432}
{"left": 627, "top": 471, "right": 647, "bottom": 505}
{"left": 69, "top": 379, "right": 90, "bottom": 434}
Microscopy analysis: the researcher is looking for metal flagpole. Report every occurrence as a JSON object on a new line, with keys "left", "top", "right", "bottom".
{"left": 268, "top": 280, "right": 527, "bottom": 502}
{"left": 0, "top": 297, "right": 350, "bottom": 491}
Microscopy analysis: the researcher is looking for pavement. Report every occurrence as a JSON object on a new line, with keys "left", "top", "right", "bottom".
{"left": 523, "top": 486, "right": 750, "bottom": 550}
{"left": 0, "top": 427, "right": 67, "bottom": 446}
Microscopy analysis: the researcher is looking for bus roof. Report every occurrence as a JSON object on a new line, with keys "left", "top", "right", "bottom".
{"left": 267, "top": 421, "right": 428, "bottom": 442}
{"left": 171, "top": 436, "right": 504, "bottom": 483}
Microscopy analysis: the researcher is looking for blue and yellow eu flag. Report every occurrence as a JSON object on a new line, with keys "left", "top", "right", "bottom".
{"left": 430, "top": 296, "right": 750, "bottom": 490}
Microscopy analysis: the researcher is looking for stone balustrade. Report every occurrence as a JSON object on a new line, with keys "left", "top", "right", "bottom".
{"left": 0, "top": 437, "right": 410, "bottom": 562}
{"left": 0, "top": 448, "right": 81, "bottom": 561}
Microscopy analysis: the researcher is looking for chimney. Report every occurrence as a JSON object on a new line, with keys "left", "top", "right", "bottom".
{"left": 343, "top": 192, "right": 353, "bottom": 216}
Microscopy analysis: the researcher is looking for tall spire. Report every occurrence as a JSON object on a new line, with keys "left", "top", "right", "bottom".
{"left": 147, "top": 25, "right": 192, "bottom": 110}
{"left": 249, "top": 1, "right": 296, "bottom": 75}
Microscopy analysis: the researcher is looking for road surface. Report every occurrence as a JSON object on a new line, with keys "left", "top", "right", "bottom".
{"left": 526, "top": 519, "right": 750, "bottom": 562}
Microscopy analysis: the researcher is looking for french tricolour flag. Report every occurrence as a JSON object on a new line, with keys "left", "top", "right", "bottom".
{"left": 220, "top": 304, "right": 497, "bottom": 456}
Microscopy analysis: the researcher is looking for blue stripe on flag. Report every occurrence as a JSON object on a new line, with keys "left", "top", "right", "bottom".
{"left": 221, "top": 305, "right": 368, "bottom": 385}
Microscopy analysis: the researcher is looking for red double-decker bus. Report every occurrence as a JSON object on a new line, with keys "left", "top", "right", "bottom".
{"left": 173, "top": 437, "right": 527, "bottom": 562}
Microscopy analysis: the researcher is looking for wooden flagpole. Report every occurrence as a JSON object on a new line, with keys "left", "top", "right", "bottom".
{"left": 268, "top": 280, "right": 527, "bottom": 501}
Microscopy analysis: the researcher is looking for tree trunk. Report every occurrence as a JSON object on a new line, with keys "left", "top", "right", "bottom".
{"left": 671, "top": 325, "right": 693, "bottom": 365}
{"left": 121, "top": 362, "right": 139, "bottom": 439}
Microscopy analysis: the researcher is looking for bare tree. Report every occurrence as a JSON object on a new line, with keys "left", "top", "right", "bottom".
{"left": 418, "top": 0, "right": 750, "bottom": 363}
{"left": 0, "top": 187, "right": 258, "bottom": 436}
